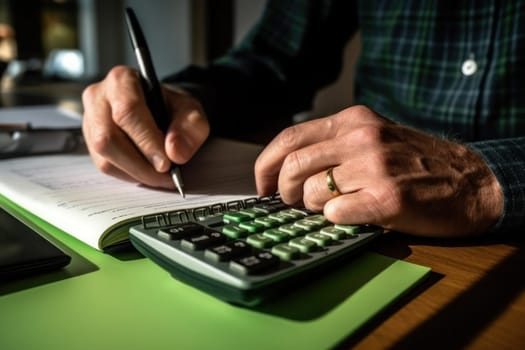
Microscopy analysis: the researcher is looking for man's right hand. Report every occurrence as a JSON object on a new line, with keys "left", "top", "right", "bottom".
{"left": 81, "top": 66, "right": 210, "bottom": 189}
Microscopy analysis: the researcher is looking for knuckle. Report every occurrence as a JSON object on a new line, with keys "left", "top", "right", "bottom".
{"left": 320, "top": 115, "right": 337, "bottom": 133}
{"left": 281, "top": 150, "right": 303, "bottom": 175}
{"left": 81, "top": 84, "right": 98, "bottom": 105}
{"left": 276, "top": 125, "right": 301, "bottom": 150}
{"left": 353, "top": 124, "right": 383, "bottom": 144}
{"left": 108, "top": 65, "right": 134, "bottom": 81}
{"left": 89, "top": 130, "right": 115, "bottom": 156}
{"left": 349, "top": 104, "right": 373, "bottom": 116}
{"left": 112, "top": 97, "right": 141, "bottom": 127}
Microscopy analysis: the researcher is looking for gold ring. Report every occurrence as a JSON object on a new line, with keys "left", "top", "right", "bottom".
{"left": 326, "top": 167, "right": 341, "bottom": 197}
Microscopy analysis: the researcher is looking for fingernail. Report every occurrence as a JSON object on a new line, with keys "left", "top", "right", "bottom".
{"left": 151, "top": 154, "right": 168, "bottom": 172}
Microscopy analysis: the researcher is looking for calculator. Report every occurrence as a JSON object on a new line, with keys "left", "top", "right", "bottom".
{"left": 129, "top": 197, "right": 382, "bottom": 306}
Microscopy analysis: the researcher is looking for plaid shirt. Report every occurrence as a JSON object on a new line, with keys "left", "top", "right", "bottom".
{"left": 167, "top": 0, "right": 525, "bottom": 233}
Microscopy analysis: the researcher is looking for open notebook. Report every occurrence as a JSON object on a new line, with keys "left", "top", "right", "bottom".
{"left": 0, "top": 138, "right": 262, "bottom": 251}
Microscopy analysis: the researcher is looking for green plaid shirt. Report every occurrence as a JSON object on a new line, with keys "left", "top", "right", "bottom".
{"left": 166, "top": 0, "right": 525, "bottom": 233}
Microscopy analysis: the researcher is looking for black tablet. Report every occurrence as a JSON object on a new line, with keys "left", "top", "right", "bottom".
{"left": 0, "top": 208, "right": 71, "bottom": 281}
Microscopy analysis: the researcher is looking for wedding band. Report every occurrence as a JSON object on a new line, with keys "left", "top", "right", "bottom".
{"left": 326, "top": 167, "right": 341, "bottom": 197}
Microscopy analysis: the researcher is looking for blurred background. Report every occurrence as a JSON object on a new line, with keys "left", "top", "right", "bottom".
{"left": 0, "top": 0, "right": 358, "bottom": 117}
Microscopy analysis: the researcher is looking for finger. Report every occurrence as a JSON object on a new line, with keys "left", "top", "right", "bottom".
{"left": 87, "top": 151, "right": 137, "bottom": 184}
{"left": 87, "top": 124, "right": 175, "bottom": 189}
{"left": 323, "top": 190, "right": 387, "bottom": 226}
{"left": 164, "top": 88, "right": 210, "bottom": 164}
{"left": 276, "top": 138, "right": 344, "bottom": 205}
{"left": 104, "top": 66, "right": 170, "bottom": 172}
{"left": 255, "top": 116, "right": 342, "bottom": 196}
{"left": 302, "top": 154, "right": 377, "bottom": 211}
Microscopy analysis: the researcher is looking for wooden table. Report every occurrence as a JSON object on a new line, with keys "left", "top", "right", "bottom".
{"left": 347, "top": 231, "right": 525, "bottom": 349}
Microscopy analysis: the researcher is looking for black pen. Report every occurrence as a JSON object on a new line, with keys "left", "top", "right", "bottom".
{"left": 125, "top": 7, "right": 185, "bottom": 198}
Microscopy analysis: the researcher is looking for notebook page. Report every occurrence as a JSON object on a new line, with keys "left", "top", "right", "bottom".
{"left": 0, "top": 138, "right": 262, "bottom": 250}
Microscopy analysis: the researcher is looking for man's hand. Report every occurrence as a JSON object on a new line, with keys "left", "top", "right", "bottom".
{"left": 255, "top": 105, "right": 503, "bottom": 237}
{"left": 82, "top": 66, "right": 210, "bottom": 189}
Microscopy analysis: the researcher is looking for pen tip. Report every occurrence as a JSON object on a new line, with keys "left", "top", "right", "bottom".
{"left": 170, "top": 167, "right": 185, "bottom": 198}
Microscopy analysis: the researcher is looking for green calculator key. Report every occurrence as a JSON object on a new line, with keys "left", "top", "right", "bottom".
{"left": 222, "top": 224, "right": 249, "bottom": 239}
{"left": 320, "top": 226, "right": 348, "bottom": 240}
{"left": 294, "top": 219, "right": 320, "bottom": 231}
{"left": 254, "top": 216, "right": 280, "bottom": 228}
{"left": 263, "top": 229, "right": 290, "bottom": 243}
{"left": 267, "top": 212, "right": 294, "bottom": 223}
{"left": 278, "top": 224, "right": 305, "bottom": 237}
{"left": 223, "top": 211, "right": 252, "bottom": 224}
{"left": 239, "top": 208, "right": 265, "bottom": 219}
{"left": 272, "top": 244, "right": 300, "bottom": 261}
{"left": 289, "top": 237, "right": 317, "bottom": 253}
{"left": 304, "top": 214, "right": 329, "bottom": 226}
{"left": 279, "top": 209, "right": 307, "bottom": 219}
{"left": 239, "top": 221, "right": 266, "bottom": 233}
{"left": 305, "top": 232, "right": 331, "bottom": 247}
{"left": 247, "top": 233, "right": 275, "bottom": 249}
{"left": 334, "top": 224, "right": 362, "bottom": 234}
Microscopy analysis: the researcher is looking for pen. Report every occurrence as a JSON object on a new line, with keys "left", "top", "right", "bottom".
{"left": 124, "top": 7, "right": 185, "bottom": 198}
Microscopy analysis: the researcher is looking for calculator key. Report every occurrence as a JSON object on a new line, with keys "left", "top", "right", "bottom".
{"left": 254, "top": 216, "right": 281, "bottom": 228}
{"left": 221, "top": 224, "right": 249, "bottom": 239}
{"left": 278, "top": 224, "right": 305, "bottom": 237}
{"left": 181, "top": 231, "right": 226, "bottom": 251}
{"left": 230, "top": 250, "right": 280, "bottom": 275}
{"left": 279, "top": 209, "right": 308, "bottom": 220}
{"left": 157, "top": 223, "right": 204, "bottom": 240}
{"left": 304, "top": 214, "right": 329, "bottom": 226}
{"left": 239, "top": 208, "right": 265, "bottom": 219}
{"left": 239, "top": 221, "right": 266, "bottom": 233}
{"left": 320, "top": 226, "right": 349, "bottom": 240}
{"left": 289, "top": 237, "right": 317, "bottom": 253}
{"left": 252, "top": 201, "right": 288, "bottom": 214}
{"left": 305, "top": 232, "right": 332, "bottom": 247}
{"left": 205, "top": 240, "right": 251, "bottom": 262}
{"left": 271, "top": 244, "right": 300, "bottom": 261}
{"left": 263, "top": 229, "right": 290, "bottom": 243}
{"left": 246, "top": 233, "right": 275, "bottom": 249}
{"left": 334, "top": 224, "right": 362, "bottom": 234}
{"left": 223, "top": 211, "right": 252, "bottom": 224}
{"left": 294, "top": 219, "right": 321, "bottom": 232}
{"left": 267, "top": 212, "right": 295, "bottom": 223}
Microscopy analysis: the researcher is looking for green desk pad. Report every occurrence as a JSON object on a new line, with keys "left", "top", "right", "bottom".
{"left": 0, "top": 198, "right": 430, "bottom": 350}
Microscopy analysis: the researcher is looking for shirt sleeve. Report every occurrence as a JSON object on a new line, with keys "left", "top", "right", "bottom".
{"left": 468, "top": 138, "right": 525, "bottom": 234}
{"left": 163, "top": 0, "right": 358, "bottom": 138}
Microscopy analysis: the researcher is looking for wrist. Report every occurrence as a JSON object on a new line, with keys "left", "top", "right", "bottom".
{"left": 463, "top": 145, "right": 504, "bottom": 234}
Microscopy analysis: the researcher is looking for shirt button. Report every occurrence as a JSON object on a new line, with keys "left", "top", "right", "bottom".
{"left": 461, "top": 59, "right": 478, "bottom": 76}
